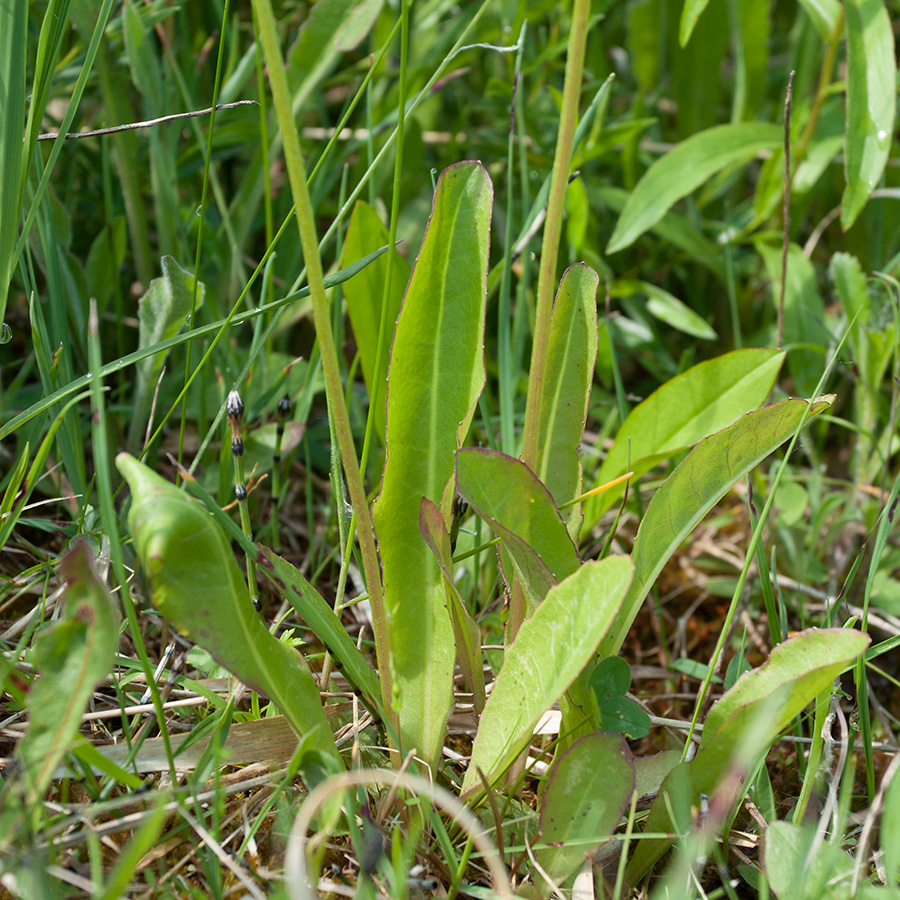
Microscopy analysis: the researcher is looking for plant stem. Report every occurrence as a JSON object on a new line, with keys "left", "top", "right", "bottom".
{"left": 252, "top": 0, "right": 394, "bottom": 722}
{"left": 520, "top": 0, "right": 590, "bottom": 470}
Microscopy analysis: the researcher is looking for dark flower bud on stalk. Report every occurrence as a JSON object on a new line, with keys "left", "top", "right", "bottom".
{"left": 226, "top": 390, "right": 244, "bottom": 457}
{"left": 234, "top": 484, "right": 247, "bottom": 502}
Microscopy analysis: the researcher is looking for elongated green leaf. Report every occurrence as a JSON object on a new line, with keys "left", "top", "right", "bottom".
{"left": 0, "top": 0, "right": 26, "bottom": 330}
{"left": 798, "top": 0, "right": 841, "bottom": 40}
{"left": 534, "top": 263, "right": 599, "bottom": 539}
{"left": 765, "top": 820, "right": 855, "bottom": 900}
{"left": 456, "top": 448, "right": 580, "bottom": 602}
{"left": 13, "top": 541, "right": 120, "bottom": 807}
{"left": 628, "top": 628, "right": 869, "bottom": 881}
{"left": 537, "top": 734, "right": 635, "bottom": 885}
{"left": 842, "top": 0, "right": 897, "bottom": 229}
{"left": 287, "top": 0, "right": 383, "bottom": 115}
{"left": 341, "top": 202, "right": 410, "bottom": 446}
{"left": 117, "top": 453, "right": 339, "bottom": 762}
{"left": 256, "top": 546, "right": 383, "bottom": 717}
{"left": 679, "top": 0, "right": 711, "bottom": 46}
{"left": 129, "top": 256, "right": 205, "bottom": 450}
{"left": 419, "top": 498, "right": 486, "bottom": 714}
{"left": 607, "top": 123, "right": 782, "bottom": 254}
{"left": 583, "top": 349, "right": 785, "bottom": 528}
{"left": 461, "top": 555, "right": 633, "bottom": 795}
{"left": 599, "top": 395, "right": 834, "bottom": 659}
{"left": 644, "top": 287, "right": 717, "bottom": 340}
{"left": 0, "top": 244, "right": 390, "bottom": 442}
{"left": 373, "top": 162, "right": 492, "bottom": 772}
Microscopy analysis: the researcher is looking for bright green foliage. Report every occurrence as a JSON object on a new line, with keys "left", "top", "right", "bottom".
{"left": 600, "top": 395, "right": 834, "bottom": 659}
{"left": 117, "top": 453, "right": 339, "bottom": 763}
{"left": 536, "top": 733, "right": 635, "bottom": 886}
{"left": 4, "top": 541, "right": 120, "bottom": 816}
{"left": 679, "top": 0, "right": 712, "bottom": 47}
{"left": 607, "top": 123, "right": 783, "bottom": 253}
{"left": 461, "top": 555, "right": 633, "bottom": 795}
{"left": 373, "top": 162, "right": 492, "bottom": 772}
{"left": 842, "top": 0, "right": 897, "bottom": 229}
{"left": 628, "top": 627, "right": 871, "bottom": 882}
{"left": 341, "top": 201, "right": 410, "bottom": 446}
{"left": 533, "top": 263, "right": 598, "bottom": 539}
{"left": 583, "top": 348, "right": 785, "bottom": 527}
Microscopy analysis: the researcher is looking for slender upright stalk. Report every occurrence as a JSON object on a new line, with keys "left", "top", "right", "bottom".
{"left": 251, "top": 0, "right": 393, "bottom": 719}
{"left": 270, "top": 393, "right": 292, "bottom": 552}
{"left": 226, "top": 390, "right": 260, "bottom": 610}
{"left": 520, "top": 0, "right": 591, "bottom": 470}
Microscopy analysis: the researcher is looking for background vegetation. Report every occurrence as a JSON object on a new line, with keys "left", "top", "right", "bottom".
{"left": 1, "top": 0, "right": 899, "bottom": 897}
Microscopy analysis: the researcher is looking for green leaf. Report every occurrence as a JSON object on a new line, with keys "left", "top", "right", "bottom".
{"left": 797, "top": 0, "right": 841, "bottom": 40}
{"left": 598, "top": 696, "right": 651, "bottom": 739}
{"left": 418, "top": 498, "right": 486, "bottom": 715}
{"left": 14, "top": 541, "right": 120, "bottom": 806}
{"left": 628, "top": 628, "right": 869, "bottom": 881}
{"left": 534, "top": 263, "right": 599, "bottom": 539}
{"left": 123, "top": 0, "right": 161, "bottom": 100}
{"left": 256, "top": 546, "right": 383, "bottom": 717}
{"left": 589, "top": 655, "right": 631, "bottom": 702}
{"left": 0, "top": 0, "right": 27, "bottom": 329}
{"left": 765, "top": 820, "right": 855, "bottom": 900}
{"left": 341, "top": 201, "right": 410, "bottom": 446}
{"left": 883, "top": 760, "right": 900, "bottom": 886}
{"left": 116, "top": 453, "right": 339, "bottom": 763}
{"left": 599, "top": 395, "right": 834, "bottom": 659}
{"left": 607, "top": 123, "right": 782, "bottom": 254}
{"left": 536, "top": 734, "right": 635, "bottom": 885}
{"left": 372, "top": 162, "right": 492, "bottom": 772}
{"left": 461, "top": 555, "right": 633, "bottom": 795}
{"left": 455, "top": 448, "right": 580, "bottom": 604}
{"left": 583, "top": 348, "right": 784, "bottom": 527}
{"left": 287, "top": 0, "right": 383, "bottom": 115}
{"left": 679, "top": 0, "right": 712, "bottom": 47}
{"left": 842, "top": 0, "right": 896, "bottom": 229}
{"left": 129, "top": 257, "right": 206, "bottom": 450}
{"left": 643, "top": 284, "right": 717, "bottom": 340}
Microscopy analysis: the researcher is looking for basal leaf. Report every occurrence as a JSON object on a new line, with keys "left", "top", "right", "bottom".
{"left": 607, "top": 123, "right": 782, "bottom": 254}
{"left": 842, "top": 0, "right": 896, "bottom": 229}
{"left": 117, "top": 453, "right": 339, "bottom": 762}
{"left": 599, "top": 395, "right": 834, "bottom": 659}
{"left": 628, "top": 628, "right": 869, "bottom": 881}
{"left": 14, "top": 541, "right": 120, "bottom": 806}
{"left": 373, "top": 162, "right": 492, "bottom": 772}
{"left": 341, "top": 201, "right": 410, "bottom": 446}
{"left": 461, "top": 555, "right": 633, "bottom": 795}
{"left": 456, "top": 447, "right": 580, "bottom": 599}
{"left": 534, "top": 263, "right": 599, "bottom": 539}
{"left": 537, "top": 734, "right": 635, "bottom": 885}
{"left": 583, "top": 349, "right": 784, "bottom": 528}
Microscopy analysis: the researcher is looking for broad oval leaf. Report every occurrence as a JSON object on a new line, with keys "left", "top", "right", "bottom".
{"left": 599, "top": 395, "right": 834, "bottom": 659}
{"left": 373, "top": 161, "right": 492, "bottom": 772}
{"left": 607, "top": 123, "right": 782, "bottom": 254}
{"left": 537, "top": 734, "right": 635, "bottom": 885}
{"left": 842, "top": 0, "right": 897, "bottom": 229}
{"left": 116, "top": 453, "right": 339, "bottom": 762}
{"left": 583, "top": 348, "right": 785, "bottom": 528}
{"left": 461, "top": 555, "right": 633, "bottom": 795}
